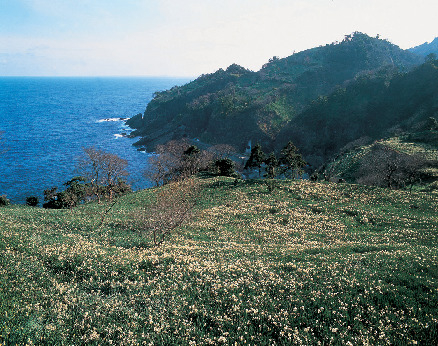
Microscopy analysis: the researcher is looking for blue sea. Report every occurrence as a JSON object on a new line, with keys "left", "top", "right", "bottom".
{"left": 0, "top": 77, "right": 191, "bottom": 204}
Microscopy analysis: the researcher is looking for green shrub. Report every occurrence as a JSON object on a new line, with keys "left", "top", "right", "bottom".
{"left": 215, "top": 158, "right": 235, "bottom": 177}
{"left": 265, "top": 179, "right": 279, "bottom": 193}
{"left": 0, "top": 195, "right": 10, "bottom": 206}
{"left": 26, "top": 196, "right": 39, "bottom": 207}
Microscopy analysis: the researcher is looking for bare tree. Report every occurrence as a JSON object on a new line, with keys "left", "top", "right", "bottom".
{"left": 182, "top": 145, "right": 214, "bottom": 177}
{"left": 77, "top": 147, "right": 130, "bottom": 202}
{"left": 357, "top": 144, "right": 401, "bottom": 188}
{"left": 144, "top": 139, "right": 212, "bottom": 186}
{"left": 143, "top": 154, "right": 172, "bottom": 187}
{"left": 143, "top": 140, "right": 188, "bottom": 186}
{"left": 133, "top": 178, "right": 200, "bottom": 246}
{"left": 357, "top": 144, "right": 428, "bottom": 189}
{"left": 398, "top": 153, "right": 430, "bottom": 192}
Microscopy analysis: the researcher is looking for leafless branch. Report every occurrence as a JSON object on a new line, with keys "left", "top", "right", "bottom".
{"left": 132, "top": 178, "right": 200, "bottom": 246}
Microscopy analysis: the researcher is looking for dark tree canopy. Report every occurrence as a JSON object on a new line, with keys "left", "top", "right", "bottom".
{"left": 264, "top": 152, "right": 278, "bottom": 179}
{"left": 279, "top": 141, "right": 307, "bottom": 178}
{"left": 215, "top": 158, "right": 235, "bottom": 177}
{"left": 245, "top": 144, "right": 265, "bottom": 176}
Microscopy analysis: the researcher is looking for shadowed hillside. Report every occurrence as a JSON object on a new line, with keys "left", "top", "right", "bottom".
{"left": 318, "top": 126, "right": 438, "bottom": 191}
{"left": 276, "top": 59, "right": 438, "bottom": 167}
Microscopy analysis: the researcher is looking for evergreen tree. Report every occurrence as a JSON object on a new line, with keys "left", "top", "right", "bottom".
{"left": 215, "top": 158, "right": 235, "bottom": 177}
{"left": 26, "top": 196, "right": 39, "bottom": 207}
{"left": 264, "top": 152, "right": 278, "bottom": 179}
{"left": 0, "top": 195, "right": 10, "bottom": 207}
{"left": 425, "top": 117, "right": 438, "bottom": 131}
{"left": 43, "top": 176, "right": 88, "bottom": 209}
{"left": 279, "top": 141, "right": 307, "bottom": 178}
{"left": 245, "top": 144, "right": 265, "bottom": 177}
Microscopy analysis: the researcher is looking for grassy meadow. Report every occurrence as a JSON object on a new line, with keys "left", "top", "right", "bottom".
{"left": 1, "top": 177, "right": 437, "bottom": 345}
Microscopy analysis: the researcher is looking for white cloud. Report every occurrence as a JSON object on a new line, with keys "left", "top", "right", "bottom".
{"left": 1, "top": 0, "right": 437, "bottom": 76}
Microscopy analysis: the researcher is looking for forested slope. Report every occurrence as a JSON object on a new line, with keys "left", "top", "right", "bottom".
{"left": 128, "top": 32, "right": 422, "bottom": 156}
{"left": 277, "top": 59, "right": 438, "bottom": 166}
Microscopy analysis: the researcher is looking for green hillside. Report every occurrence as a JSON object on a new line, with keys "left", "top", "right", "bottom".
{"left": 319, "top": 126, "right": 438, "bottom": 190}
{"left": 410, "top": 37, "right": 438, "bottom": 58}
{"left": 277, "top": 59, "right": 438, "bottom": 167}
{"left": 1, "top": 177, "right": 438, "bottom": 344}
{"left": 127, "top": 33, "right": 422, "bottom": 153}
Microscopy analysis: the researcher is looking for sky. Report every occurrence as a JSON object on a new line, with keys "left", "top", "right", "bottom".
{"left": 1, "top": 0, "right": 437, "bottom": 77}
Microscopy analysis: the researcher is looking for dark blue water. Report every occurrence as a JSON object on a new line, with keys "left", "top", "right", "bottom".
{"left": 0, "top": 77, "right": 190, "bottom": 204}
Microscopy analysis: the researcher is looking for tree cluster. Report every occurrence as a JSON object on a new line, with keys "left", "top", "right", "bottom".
{"left": 144, "top": 140, "right": 212, "bottom": 186}
{"left": 43, "top": 148, "right": 131, "bottom": 209}
{"left": 144, "top": 140, "right": 239, "bottom": 186}
{"left": 244, "top": 141, "right": 307, "bottom": 179}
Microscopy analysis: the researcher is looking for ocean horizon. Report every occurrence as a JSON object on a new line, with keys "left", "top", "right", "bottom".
{"left": 0, "top": 76, "right": 191, "bottom": 204}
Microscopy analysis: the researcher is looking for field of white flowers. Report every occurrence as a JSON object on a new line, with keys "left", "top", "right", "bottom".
{"left": 1, "top": 177, "right": 437, "bottom": 345}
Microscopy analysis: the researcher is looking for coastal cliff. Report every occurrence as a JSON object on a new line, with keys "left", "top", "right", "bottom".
{"left": 128, "top": 32, "right": 427, "bottom": 165}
